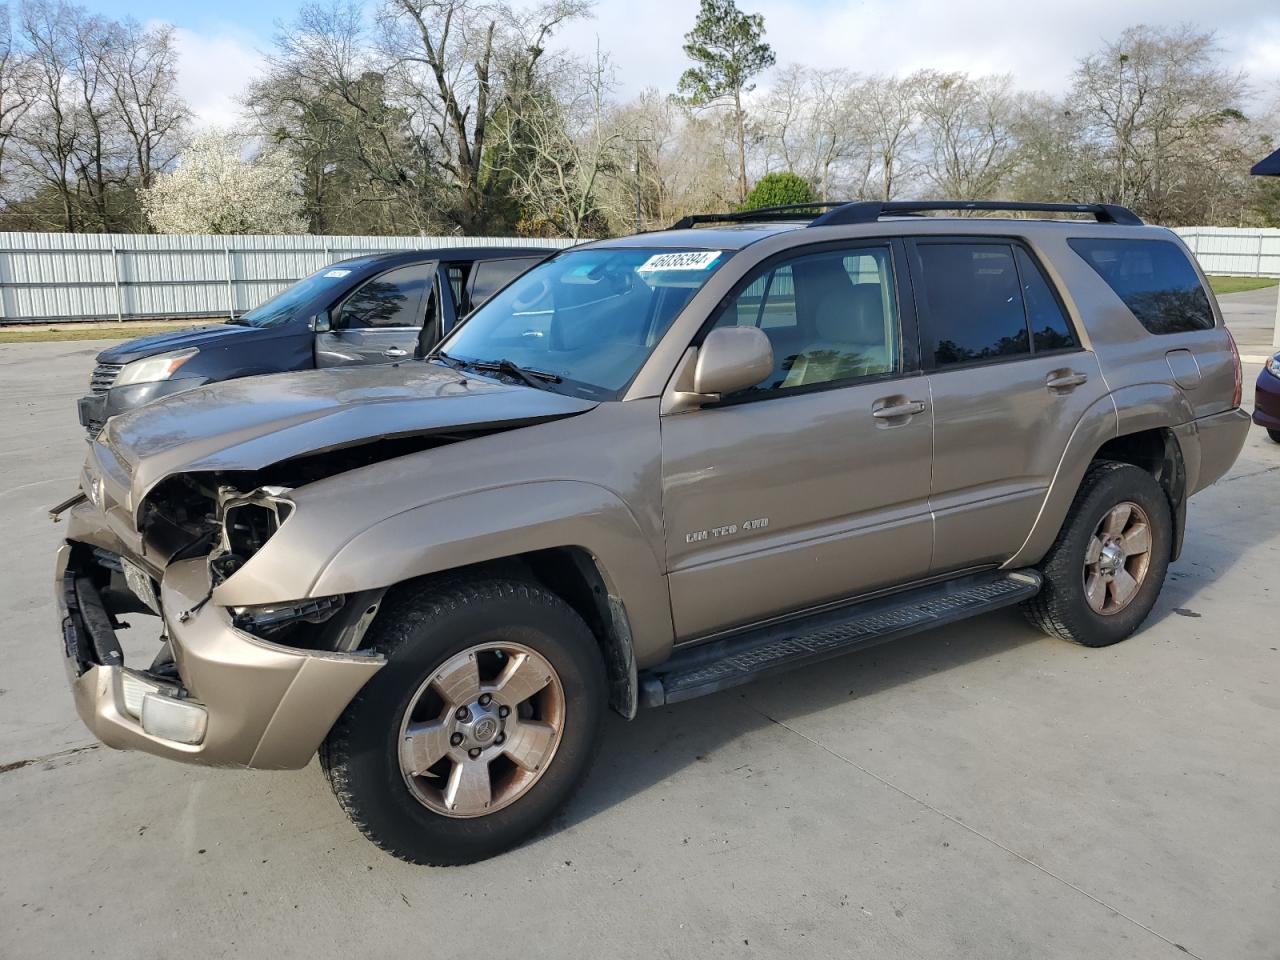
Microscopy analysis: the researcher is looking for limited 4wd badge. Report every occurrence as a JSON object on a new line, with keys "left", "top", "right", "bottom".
{"left": 685, "top": 517, "right": 768, "bottom": 543}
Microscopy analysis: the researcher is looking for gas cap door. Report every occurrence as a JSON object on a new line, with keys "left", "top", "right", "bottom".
{"left": 1165, "top": 348, "right": 1202, "bottom": 389}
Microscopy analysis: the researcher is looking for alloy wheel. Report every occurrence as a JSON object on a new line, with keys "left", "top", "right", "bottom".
{"left": 397, "top": 642, "right": 566, "bottom": 818}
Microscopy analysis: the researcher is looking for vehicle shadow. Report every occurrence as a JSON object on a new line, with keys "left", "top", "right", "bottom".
{"left": 555, "top": 607, "right": 1041, "bottom": 833}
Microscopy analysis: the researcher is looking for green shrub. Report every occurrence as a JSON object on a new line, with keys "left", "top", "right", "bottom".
{"left": 741, "top": 172, "right": 815, "bottom": 211}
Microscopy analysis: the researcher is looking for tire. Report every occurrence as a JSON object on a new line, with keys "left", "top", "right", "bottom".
{"left": 320, "top": 576, "right": 606, "bottom": 865}
{"left": 1268, "top": 428, "right": 1280, "bottom": 444}
{"left": 1023, "top": 461, "right": 1173, "bottom": 647}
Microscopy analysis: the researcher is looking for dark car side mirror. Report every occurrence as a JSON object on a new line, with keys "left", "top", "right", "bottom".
{"left": 311, "top": 312, "right": 332, "bottom": 334}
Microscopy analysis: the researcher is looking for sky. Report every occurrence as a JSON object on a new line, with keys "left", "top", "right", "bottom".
{"left": 86, "top": 0, "right": 1280, "bottom": 130}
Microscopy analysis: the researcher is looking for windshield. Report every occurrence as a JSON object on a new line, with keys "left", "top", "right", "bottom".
{"left": 437, "top": 247, "right": 729, "bottom": 398}
{"left": 236, "top": 261, "right": 372, "bottom": 329}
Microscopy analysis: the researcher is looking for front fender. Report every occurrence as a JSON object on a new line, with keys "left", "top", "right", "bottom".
{"left": 307, "top": 480, "right": 675, "bottom": 668}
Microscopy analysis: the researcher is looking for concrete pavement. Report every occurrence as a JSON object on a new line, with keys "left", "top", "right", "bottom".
{"left": 1, "top": 298, "right": 1278, "bottom": 959}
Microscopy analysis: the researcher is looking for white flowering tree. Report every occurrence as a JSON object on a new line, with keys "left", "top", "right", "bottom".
{"left": 141, "top": 130, "right": 307, "bottom": 234}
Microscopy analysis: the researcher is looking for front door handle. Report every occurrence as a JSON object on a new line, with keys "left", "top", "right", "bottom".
{"left": 383, "top": 346, "right": 409, "bottom": 359}
{"left": 1046, "top": 371, "right": 1088, "bottom": 392}
{"left": 871, "top": 399, "right": 926, "bottom": 420}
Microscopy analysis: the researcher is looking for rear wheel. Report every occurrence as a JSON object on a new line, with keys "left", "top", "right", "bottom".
{"left": 1268, "top": 428, "right": 1280, "bottom": 443}
{"left": 321, "top": 576, "right": 605, "bottom": 865}
{"left": 1023, "top": 461, "right": 1172, "bottom": 647}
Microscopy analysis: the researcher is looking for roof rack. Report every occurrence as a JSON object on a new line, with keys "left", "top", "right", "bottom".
{"left": 668, "top": 199, "right": 1144, "bottom": 231}
{"left": 668, "top": 202, "right": 849, "bottom": 230}
{"left": 808, "top": 200, "right": 1143, "bottom": 227}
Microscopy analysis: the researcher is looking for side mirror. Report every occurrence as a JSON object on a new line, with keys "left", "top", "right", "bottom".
{"left": 693, "top": 326, "right": 774, "bottom": 398}
{"left": 311, "top": 313, "right": 332, "bottom": 333}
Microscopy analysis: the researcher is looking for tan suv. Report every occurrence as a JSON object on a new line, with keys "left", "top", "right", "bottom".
{"left": 51, "top": 200, "right": 1250, "bottom": 865}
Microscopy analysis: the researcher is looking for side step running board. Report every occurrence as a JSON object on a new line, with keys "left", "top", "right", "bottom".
{"left": 640, "top": 570, "right": 1042, "bottom": 707}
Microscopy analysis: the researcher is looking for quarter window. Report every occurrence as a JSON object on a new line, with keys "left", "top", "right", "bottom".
{"left": 1015, "top": 247, "right": 1077, "bottom": 352}
{"left": 1068, "top": 238, "right": 1213, "bottom": 334}
{"left": 337, "top": 264, "right": 433, "bottom": 329}
{"left": 712, "top": 246, "right": 899, "bottom": 395}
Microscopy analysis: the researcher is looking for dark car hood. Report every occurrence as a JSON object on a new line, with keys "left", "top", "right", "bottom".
{"left": 96, "top": 363, "right": 598, "bottom": 512}
{"left": 96, "top": 322, "right": 266, "bottom": 364}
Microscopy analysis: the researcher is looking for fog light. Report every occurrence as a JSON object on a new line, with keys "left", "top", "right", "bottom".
{"left": 121, "top": 670, "right": 162, "bottom": 719}
{"left": 140, "top": 693, "right": 207, "bottom": 745}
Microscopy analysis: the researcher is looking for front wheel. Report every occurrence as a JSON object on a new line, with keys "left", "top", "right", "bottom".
{"left": 321, "top": 577, "right": 606, "bottom": 865}
{"left": 1023, "top": 461, "right": 1173, "bottom": 647}
{"left": 1268, "top": 428, "right": 1280, "bottom": 444}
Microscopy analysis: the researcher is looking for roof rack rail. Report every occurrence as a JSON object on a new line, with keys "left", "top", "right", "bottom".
{"left": 669, "top": 202, "right": 849, "bottom": 231}
{"left": 808, "top": 200, "right": 1143, "bottom": 228}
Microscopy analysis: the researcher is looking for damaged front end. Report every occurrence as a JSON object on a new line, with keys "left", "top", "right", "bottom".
{"left": 55, "top": 471, "right": 387, "bottom": 769}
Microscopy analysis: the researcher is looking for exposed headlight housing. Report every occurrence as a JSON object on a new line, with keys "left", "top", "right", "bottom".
{"left": 114, "top": 347, "right": 198, "bottom": 387}
{"left": 1266, "top": 355, "right": 1280, "bottom": 380}
{"left": 209, "top": 486, "right": 294, "bottom": 585}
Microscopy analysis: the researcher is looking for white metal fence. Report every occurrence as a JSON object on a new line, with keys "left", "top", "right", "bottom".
{"left": 0, "top": 232, "right": 576, "bottom": 324}
{"left": 0, "top": 226, "right": 1274, "bottom": 325}
{"left": 1172, "top": 226, "right": 1280, "bottom": 279}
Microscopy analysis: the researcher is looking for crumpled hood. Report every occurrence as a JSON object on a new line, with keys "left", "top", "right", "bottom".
{"left": 96, "top": 362, "right": 597, "bottom": 512}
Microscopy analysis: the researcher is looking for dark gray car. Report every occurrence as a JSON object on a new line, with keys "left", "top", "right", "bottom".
{"left": 77, "top": 246, "right": 551, "bottom": 435}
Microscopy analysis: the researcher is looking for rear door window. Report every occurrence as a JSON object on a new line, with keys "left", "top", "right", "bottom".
{"left": 1068, "top": 238, "right": 1213, "bottom": 334}
{"left": 468, "top": 257, "right": 542, "bottom": 309}
{"left": 913, "top": 242, "right": 1030, "bottom": 366}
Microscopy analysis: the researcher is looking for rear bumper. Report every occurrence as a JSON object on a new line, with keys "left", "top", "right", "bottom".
{"left": 1187, "top": 406, "right": 1252, "bottom": 494}
{"left": 55, "top": 540, "right": 384, "bottom": 769}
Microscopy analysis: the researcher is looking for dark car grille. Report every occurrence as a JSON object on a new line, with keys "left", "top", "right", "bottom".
{"left": 89, "top": 362, "right": 124, "bottom": 395}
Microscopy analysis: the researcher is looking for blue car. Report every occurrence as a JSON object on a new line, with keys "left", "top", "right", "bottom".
{"left": 78, "top": 246, "right": 549, "bottom": 435}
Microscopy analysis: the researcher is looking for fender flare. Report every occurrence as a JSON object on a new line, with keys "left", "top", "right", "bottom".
{"left": 1008, "top": 382, "right": 1193, "bottom": 568}
{"left": 306, "top": 480, "right": 676, "bottom": 676}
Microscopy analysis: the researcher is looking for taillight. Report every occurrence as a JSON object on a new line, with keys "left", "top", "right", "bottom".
{"left": 1226, "top": 328, "right": 1242, "bottom": 408}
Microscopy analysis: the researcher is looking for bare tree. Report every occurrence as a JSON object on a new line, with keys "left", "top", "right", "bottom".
{"left": 377, "top": 0, "right": 588, "bottom": 231}
{"left": 103, "top": 20, "right": 187, "bottom": 192}
{"left": 496, "top": 47, "right": 624, "bottom": 238}
{"left": 914, "top": 70, "right": 1019, "bottom": 199}
{"left": 853, "top": 74, "right": 919, "bottom": 200}
{"left": 1072, "top": 24, "right": 1248, "bottom": 223}
{"left": 0, "top": 5, "right": 32, "bottom": 195}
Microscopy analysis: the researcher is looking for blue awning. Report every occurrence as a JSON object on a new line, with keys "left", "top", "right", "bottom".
{"left": 1252, "top": 147, "right": 1280, "bottom": 176}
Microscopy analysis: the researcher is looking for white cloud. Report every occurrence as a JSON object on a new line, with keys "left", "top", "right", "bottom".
{"left": 555, "top": 0, "right": 1280, "bottom": 112}
{"left": 165, "top": 0, "right": 1280, "bottom": 133}
{"left": 170, "top": 25, "right": 266, "bottom": 131}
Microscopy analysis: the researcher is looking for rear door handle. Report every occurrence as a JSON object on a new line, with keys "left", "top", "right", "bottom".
{"left": 871, "top": 400, "right": 926, "bottom": 419}
{"left": 383, "top": 347, "right": 409, "bottom": 359}
{"left": 1046, "top": 371, "right": 1087, "bottom": 391}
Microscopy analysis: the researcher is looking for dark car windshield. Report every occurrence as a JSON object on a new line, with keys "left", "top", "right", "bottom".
{"left": 436, "top": 247, "right": 730, "bottom": 398}
{"left": 236, "top": 260, "right": 374, "bottom": 328}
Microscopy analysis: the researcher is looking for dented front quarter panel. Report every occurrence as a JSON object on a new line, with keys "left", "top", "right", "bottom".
{"left": 210, "top": 400, "right": 678, "bottom": 669}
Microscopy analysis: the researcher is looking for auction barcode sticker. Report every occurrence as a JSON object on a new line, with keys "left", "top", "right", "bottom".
{"left": 324, "top": 269, "right": 352, "bottom": 278}
{"left": 636, "top": 251, "right": 722, "bottom": 273}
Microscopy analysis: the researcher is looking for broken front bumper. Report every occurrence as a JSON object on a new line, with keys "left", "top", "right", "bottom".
{"left": 55, "top": 538, "right": 384, "bottom": 770}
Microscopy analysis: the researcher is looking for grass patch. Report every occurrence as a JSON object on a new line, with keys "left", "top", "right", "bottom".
{"left": 0, "top": 323, "right": 202, "bottom": 344}
{"left": 1208, "top": 275, "right": 1279, "bottom": 295}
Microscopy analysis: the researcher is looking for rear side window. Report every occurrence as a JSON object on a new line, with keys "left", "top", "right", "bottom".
{"left": 1068, "top": 238, "right": 1213, "bottom": 334}
{"left": 468, "top": 257, "right": 540, "bottom": 309}
{"left": 913, "top": 243, "right": 1029, "bottom": 365}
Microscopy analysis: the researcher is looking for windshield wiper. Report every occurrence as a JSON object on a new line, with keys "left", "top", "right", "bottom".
{"left": 469, "top": 358, "right": 562, "bottom": 390}
{"left": 430, "top": 349, "right": 466, "bottom": 370}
